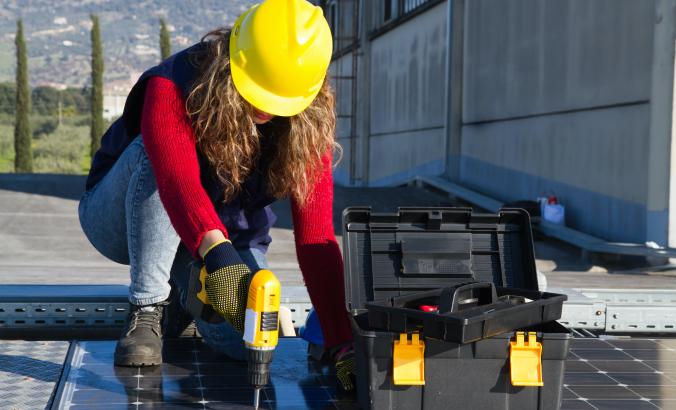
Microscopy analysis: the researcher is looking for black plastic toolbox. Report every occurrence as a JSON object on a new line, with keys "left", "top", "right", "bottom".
{"left": 342, "top": 207, "right": 571, "bottom": 410}
{"left": 365, "top": 281, "right": 566, "bottom": 343}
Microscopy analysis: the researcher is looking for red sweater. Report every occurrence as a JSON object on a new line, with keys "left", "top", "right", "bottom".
{"left": 140, "top": 76, "right": 352, "bottom": 348}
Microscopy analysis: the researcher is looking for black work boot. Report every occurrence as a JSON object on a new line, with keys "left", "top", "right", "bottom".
{"left": 163, "top": 281, "right": 200, "bottom": 338}
{"left": 114, "top": 301, "right": 167, "bottom": 367}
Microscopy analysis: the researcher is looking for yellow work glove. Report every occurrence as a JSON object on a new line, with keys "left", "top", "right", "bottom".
{"left": 202, "top": 240, "right": 251, "bottom": 333}
{"left": 332, "top": 342, "right": 356, "bottom": 392}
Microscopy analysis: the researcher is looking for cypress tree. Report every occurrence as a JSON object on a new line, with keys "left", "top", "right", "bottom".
{"left": 14, "top": 19, "right": 33, "bottom": 173}
{"left": 159, "top": 18, "right": 171, "bottom": 60}
{"left": 90, "top": 14, "right": 104, "bottom": 158}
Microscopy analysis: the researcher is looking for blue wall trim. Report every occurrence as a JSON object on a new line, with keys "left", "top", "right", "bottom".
{"left": 369, "top": 159, "right": 445, "bottom": 187}
{"left": 459, "top": 155, "right": 668, "bottom": 245}
{"left": 333, "top": 159, "right": 445, "bottom": 188}
{"left": 333, "top": 167, "right": 350, "bottom": 186}
{"left": 646, "top": 209, "right": 669, "bottom": 248}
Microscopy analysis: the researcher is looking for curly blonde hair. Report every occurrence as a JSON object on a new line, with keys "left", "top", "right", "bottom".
{"left": 185, "top": 28, "right": 338, "bottom": 206}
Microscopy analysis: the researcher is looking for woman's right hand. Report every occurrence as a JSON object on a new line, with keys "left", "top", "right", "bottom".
{"left": 202, "top": 239, "right": 251, "bottom": 333}
{"left": 199, "top": 229, "right": 228, "bottom": 259}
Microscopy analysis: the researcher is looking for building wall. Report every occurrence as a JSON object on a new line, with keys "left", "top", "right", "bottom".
{"left": 368, "top": 1, "right": 448, "bottom": 185}
{"left": 330, "top": 53, "right": 354, "bottom": 186}
{"left": 329, "top": 1, "right": 448, "bottom": 186}
{"left": 103, "top": 94, "right": 125, "bottom": 120}
{"left": 328, "top": 0, "right": 674, "bottom": 245}
{"left": 462, "top": 0, "right": 653, "bottom": 122}
{"left": 461, "top": 105, "right": 651, "bottom": 242}
{"left": 458, "top": 0, "right": 659, "bottom": 244}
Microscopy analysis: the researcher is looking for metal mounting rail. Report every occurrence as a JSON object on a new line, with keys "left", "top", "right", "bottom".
{"left": 2, "top": 285, "right": 675, "bottom": 337}
{"left": 555, "top": 288, "right": 676, "bottom": 333}
{"left": 0, "top": 285, "right": 313, "bottom": 338}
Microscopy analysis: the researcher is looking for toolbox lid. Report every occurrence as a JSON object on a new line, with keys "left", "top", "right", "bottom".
{"left": 341, "top": 207, "right": 539, "bottom": 313}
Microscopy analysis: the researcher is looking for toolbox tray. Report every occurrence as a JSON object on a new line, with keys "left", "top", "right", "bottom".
{"left": 365, "top": 281, "right": 566, "bottom": 343}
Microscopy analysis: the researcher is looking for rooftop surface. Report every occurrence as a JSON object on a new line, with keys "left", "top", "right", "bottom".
{"left": 2, "top": 174, "right": 676, "bottom": 409}
{"left": 1, "top": 173, "right": 674, "bottom": 290}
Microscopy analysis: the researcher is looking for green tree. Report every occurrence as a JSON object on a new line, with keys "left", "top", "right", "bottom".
{"left": 159, "top": 18, "right": 171, "bottom": 60}
{"left": 14, "top": 19, "right": 33, "bottom": 172}
{"left": 63, "top": 87, "right": 89, "bottom": 114}
{"left": 90, "top": 14, "right": 104, "bottom": 157}
{"left": 0, "top": 82, "right": 16, "bottom": 114}
{"left": 32, "top": 86, "right": 61, "bottom": 116}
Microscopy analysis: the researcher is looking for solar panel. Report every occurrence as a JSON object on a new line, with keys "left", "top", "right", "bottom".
{"left": 53, "top": 338, "right": 355, "bottom": 409}
{"left": 52, "top": 337, "right": 676, "bottom": 409}
{"left": 563, "top": 338, "right": 676, "bottom": 410}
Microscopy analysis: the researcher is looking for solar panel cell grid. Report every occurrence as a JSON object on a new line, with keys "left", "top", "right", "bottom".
{"left": 563, "top": 338, "right": 676, "bottom": 410}
{"left": 55, "top": 337, "right": 676, "bottom": 410}
{"left": 57, "top": 338, "right": 356, "bottom": 410}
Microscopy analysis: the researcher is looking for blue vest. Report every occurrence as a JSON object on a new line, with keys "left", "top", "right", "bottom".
{"left": 85, "top": 42, "right": 279, "bottom": 252}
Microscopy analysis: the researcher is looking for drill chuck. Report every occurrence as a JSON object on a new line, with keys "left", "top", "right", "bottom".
{"left": 247, "top": 348, "right": 275, "bottom": 387}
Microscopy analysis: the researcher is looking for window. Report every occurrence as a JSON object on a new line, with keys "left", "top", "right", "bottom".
{"left": 404, "top": 0, "right": 429, "bottom": 13}
{"left": 328, "top": 1, "right": 338, "bottom": 37}
{"left": 325, "top": 0, "right": 360, "bottom": 56}
{"left": 384, "top": 0, "right": 397, "bottom": 22}
{"left": 375, "top": 0, "right": 440, "bottom": 32}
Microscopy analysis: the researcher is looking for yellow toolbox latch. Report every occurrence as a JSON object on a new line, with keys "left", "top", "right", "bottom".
{"left": 393, "top": 332, "right": 425, "bottom": 386}
{"left": 510, "top": 331, "right": 544, "bottom": 387}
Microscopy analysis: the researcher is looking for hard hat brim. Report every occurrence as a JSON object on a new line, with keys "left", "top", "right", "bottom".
{"left": 231, "top": 59, "right": 324, "bottom": 118}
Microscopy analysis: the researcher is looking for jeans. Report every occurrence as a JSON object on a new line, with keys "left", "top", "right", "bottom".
{"left": 78, "top": 136, "right": 266, "bottom": 359}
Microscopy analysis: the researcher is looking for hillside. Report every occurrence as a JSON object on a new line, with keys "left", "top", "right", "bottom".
{"left": 0, "top": 0, "right": 256, "bottom": 93}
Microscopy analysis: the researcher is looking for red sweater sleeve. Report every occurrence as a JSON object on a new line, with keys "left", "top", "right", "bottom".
{"left": 140, "top": 76, "right": 228, "bottom": 258}
{"left": 291, "top": 153, "right": 353, "bottom": 348}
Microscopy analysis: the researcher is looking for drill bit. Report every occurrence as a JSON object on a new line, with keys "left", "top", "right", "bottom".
{"left": 253, "top": 387, "right": 261, "bottom": 409}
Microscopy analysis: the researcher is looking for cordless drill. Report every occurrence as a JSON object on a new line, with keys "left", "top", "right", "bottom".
{"left": 187, "top": 266, "right": 281, "bottom": 409}
{"left": 242, "top": 269, "right": 281, "bottom": 409}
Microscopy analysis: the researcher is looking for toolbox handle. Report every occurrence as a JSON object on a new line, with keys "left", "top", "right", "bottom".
{"left": 438, "top": 282, "right": 498, "bottom": 314}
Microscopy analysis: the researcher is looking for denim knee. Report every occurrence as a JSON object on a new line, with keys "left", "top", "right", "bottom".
{"left": 77, "top": 138, "right": 148, "bottom": 265}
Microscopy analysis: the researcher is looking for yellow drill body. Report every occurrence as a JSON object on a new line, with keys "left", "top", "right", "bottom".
{"left": 243, "top": 269, "right": 281, "bottom": 349}
{"left": 243, "top": 269, "right": 281, "bottom": 409}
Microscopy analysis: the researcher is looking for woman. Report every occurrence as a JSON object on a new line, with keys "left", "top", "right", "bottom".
{"left": 78, "top": 0, "right": 355, "bottom": 390}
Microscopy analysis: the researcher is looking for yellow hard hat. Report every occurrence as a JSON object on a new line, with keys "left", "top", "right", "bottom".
{"left": 229, "top": 0, "right": 333, "bottom": 117}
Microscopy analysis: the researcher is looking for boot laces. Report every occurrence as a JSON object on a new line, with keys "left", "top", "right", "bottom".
{"left": 126, "top": 305, "right": 163, "bottom": 337}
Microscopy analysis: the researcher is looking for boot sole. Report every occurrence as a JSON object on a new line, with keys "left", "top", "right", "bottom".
{"left": 114, "top": 354, "right": 163, "bottom": 367}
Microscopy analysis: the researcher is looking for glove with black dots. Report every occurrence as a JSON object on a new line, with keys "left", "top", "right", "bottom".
{"left": 202, "top": 240, "right": 251, "bottom": 333}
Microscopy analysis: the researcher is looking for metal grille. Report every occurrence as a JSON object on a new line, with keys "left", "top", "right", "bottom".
{"left": 0, "top": 285, "right": 315, "bottom": 332}
{"left": 372, "top": 0, "right": 442, "bottom": 29}
{"left": 281, "top": 286, "right": 313, "bottom": 327}
{"left": 557, "top": 288, "right": 676, "bottom": 334}
{"left": 403, "top": 0, "right": 431, "bottom": 13}
{"left": 260, "top": 311, "right": 279, "bottom": 331}
{"left": 0, "top": 301, "right": 129, "bottom": 329}
{"left": 0, "top": 340, "right": 70, "bottom": 410}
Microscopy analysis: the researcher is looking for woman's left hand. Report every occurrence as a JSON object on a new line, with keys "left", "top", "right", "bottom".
{"left": 203, "top": 240, "right": 251, "bottom": 333}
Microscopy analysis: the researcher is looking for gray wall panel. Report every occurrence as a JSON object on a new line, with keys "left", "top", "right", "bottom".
{"left": 334, "top": 136, "right": 352, "bottom": 185}
{"left": 370, "top": 2, "right": 448, "bottom": 135}
{"left": 461, "top": 104, "right": 650, "bottom": 205}
{"left": 459, "top": 154, "right": 647, "bottom": 243}
{"left": 369, "top": 127, "right": 445, "bottom": 183}
{"left": 463, "top": 0, "right": 654, "bottom": 123}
